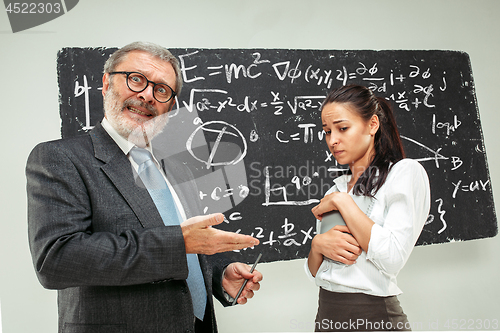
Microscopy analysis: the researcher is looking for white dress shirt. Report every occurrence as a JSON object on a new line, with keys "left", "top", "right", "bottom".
{"left": 305, "top": 158, "right": 431, "bottom": 296}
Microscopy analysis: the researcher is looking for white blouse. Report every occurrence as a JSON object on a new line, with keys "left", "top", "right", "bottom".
{"left": 305, "top": 158, "right": 431, "bottom": 296}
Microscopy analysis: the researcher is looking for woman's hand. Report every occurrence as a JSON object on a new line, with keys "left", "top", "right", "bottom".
{"left": 311, "top": 192, "right": 350, "bottom": 220}
{"left": 308, "top": 225, "right": 362, "bottom": 276}
{"left": 313, "top": 225, "right": 362, "bottom": 264}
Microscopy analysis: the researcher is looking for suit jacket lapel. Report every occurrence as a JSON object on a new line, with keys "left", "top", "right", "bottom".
{"left": 90, "top": 123, "right": 165, "bottom": 229}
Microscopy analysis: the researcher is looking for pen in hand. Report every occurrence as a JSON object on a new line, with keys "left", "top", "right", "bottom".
{"left": 231, "top": 253, "right": 262, "bottom": 306}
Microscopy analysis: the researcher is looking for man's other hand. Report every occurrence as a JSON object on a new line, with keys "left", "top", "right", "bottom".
{"left": 222, "top": 262, "right": 262, "bottom": 305}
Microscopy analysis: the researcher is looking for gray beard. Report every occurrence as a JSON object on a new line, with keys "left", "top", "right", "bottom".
{"left": 103, "top": 87, "right": 169, "bottom": 147}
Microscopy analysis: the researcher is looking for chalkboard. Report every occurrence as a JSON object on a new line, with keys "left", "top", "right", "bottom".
{"left": 57, "top": 48, "right": 497, "bottom": 263}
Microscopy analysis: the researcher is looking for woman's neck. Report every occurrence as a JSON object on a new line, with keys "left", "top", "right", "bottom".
{"left": 348, "top": 151, "right": 376, "bottom": 192}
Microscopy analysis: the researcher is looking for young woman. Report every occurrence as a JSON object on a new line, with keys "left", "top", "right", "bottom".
{"left": 306, "top": 84, "right": 430, "bottom": 332}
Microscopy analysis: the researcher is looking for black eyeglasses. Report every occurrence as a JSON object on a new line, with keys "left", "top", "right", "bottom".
{"left": 108, "top": 71, "right": 176, "bottom": 103}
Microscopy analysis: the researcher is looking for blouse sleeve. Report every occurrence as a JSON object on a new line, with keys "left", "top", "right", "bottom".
{"left": 366, "top": 159, "right": 431, "bottom": 275}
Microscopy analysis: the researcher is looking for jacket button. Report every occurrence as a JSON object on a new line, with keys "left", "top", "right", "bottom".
{"left": 182, "top": 286, "right": 189, "bottom": 294}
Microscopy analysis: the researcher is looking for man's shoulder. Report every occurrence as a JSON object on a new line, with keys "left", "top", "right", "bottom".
{"left": 34, "top": 122, "right": 110, "bottom": 149}
{"left": 28, "top": 123, "right": 111, "bottom": 162}
{"left": 31, "top": 131, "right": 93, "bottom": 154}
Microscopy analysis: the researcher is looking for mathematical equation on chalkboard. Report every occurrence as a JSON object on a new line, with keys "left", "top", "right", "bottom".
{"left": 58, "top": 48, "right": 497, "bottom": 263}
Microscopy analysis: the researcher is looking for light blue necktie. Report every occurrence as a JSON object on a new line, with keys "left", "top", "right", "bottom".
{"left": 129, "top": 147, "right": 207, "bottom": 320}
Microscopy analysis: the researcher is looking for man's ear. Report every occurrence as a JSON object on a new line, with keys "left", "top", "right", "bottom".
{"left": 168, "top": 98, "right": 176, "bottom": 112}
{"left": 102, "top": 73, "right": 110, "bottom": 97}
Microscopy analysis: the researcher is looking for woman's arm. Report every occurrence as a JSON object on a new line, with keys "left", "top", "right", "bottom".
{"left": 365, "top": 161, "right": 430, "bottom": 274}
{"left": 307, "top": 225, "right": 362, "bottom": 276}
{"left": 312, "top": 193, "right": 374, "bottom": 252}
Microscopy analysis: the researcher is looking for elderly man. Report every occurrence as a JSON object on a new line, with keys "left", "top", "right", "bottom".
{"left": 27, "top": 41, "right": 262, "bottom": 333}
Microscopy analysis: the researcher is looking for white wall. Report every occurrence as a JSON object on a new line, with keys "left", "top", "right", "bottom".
{"left": 1, "top": 1, "right": 499, "bottom": 332}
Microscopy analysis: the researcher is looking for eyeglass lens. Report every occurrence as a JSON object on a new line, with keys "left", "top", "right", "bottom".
{"left": 126, "top": 72, "right": 173, "bottom": 103}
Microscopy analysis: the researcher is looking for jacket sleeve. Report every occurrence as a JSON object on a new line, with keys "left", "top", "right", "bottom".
{"left": 208, "top": 253, "right": 234, "bottom": 307}
{"left": 26, "top": 141, "right": 189, "bottom": 290}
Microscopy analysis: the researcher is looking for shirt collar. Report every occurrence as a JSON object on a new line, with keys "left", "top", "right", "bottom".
{"left": 333, "top": 166, "right": 384, "bottom": 194}
{"left": 333, "top": 174, "right": 351, "bottom": 193}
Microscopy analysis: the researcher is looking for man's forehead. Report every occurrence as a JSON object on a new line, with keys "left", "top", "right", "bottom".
{"left": 117, "top": 50, "right": 172, "bottom": 71}
{"left": 114, "top": 50, "right": 175, "bottom": 86}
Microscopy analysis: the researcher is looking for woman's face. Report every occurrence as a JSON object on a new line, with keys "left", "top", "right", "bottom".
{"left": 321, "top": 102, "right": 379, "bottom": 171}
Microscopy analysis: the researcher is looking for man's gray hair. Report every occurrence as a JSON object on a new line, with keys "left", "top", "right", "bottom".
{"left": 103, "top": 41, "right": 183, "bottom": 95}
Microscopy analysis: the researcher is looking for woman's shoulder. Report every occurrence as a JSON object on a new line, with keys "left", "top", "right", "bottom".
{"left": 388, "top": 158, "right": 429, "bottom": 183}
{"left": 392, "top": 158, "right": 425, "bottom": 171}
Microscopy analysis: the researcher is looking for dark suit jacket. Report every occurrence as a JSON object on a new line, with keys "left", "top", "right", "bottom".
{"left": 26, "top": 122, "right": 232, "bottom": 333}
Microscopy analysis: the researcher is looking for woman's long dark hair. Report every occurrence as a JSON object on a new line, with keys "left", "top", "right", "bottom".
{"left": 321, "top": 84, "right": 405, "bottom": 197}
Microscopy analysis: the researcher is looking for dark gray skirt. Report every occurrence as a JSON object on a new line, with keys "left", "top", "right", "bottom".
{"left": 314, "top": 288, "right": 411, "bottom": 332}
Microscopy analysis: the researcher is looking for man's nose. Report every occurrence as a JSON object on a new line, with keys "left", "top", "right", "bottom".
{"left": 137, "top": 83, "right": 155, "bottom": 103}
